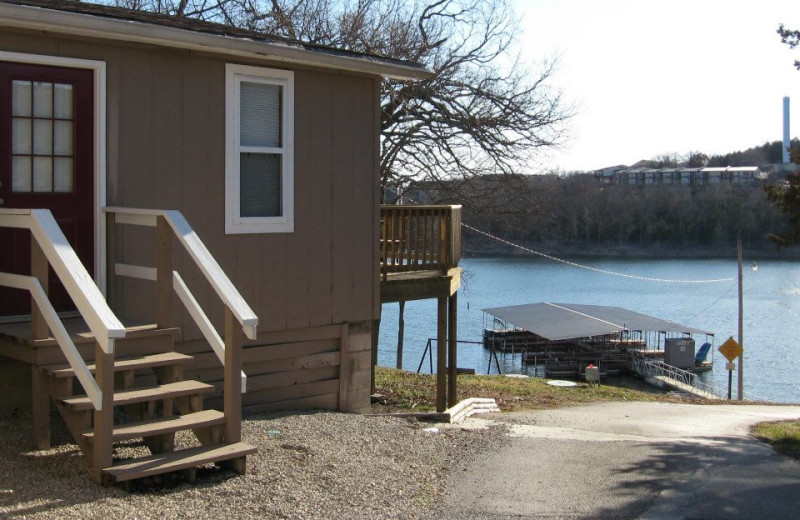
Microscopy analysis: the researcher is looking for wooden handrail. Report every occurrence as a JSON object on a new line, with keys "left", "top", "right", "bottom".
{"left": 104, "top": 204, "right": 257, "bottom": 446}
{"left": 173, "top": 271, "right": 248, "bottom": 392}
{"left": 103, "top": 207, "right": 258, "bottom": 339}
{"left": 0, "top": 272, "right": 103, "bottom": 409}
{"left": 379, "top": 205, "right": 462, "bottom": 278}
{"left": 0, "top": 209, "right": 126, "bottom": 353}
{"left": 1, "top": 208, "right": 118, "bottom": 472}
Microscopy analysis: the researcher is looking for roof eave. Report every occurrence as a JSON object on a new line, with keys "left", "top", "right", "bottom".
{"left": 0, "top": 2, "right": 433, "bottom": 81}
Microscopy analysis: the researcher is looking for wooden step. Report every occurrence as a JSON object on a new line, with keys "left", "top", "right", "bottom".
{"left": 82, "top": 410, "right": 226, "bottom": 443}
{"left": 102, "top": 442, "right": 257, "bottom": 482}
{"left": 57, "top": 380, "right": 214, "bottom": 411}
{"left": 41, "top": 352, "right": 193, "bottom": 378}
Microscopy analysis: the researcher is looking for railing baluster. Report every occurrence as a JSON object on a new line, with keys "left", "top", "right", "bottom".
{"left": 224, "top": 308, "right": 242, "bottom": 444}
{"left": 155, "top": 216, "right": 174, "bottom": 329}
{"left": 30, "top": 239, "right": 49, "bottom": 340}
{"left": 92, "top": 341, "right": 114, "bottom": 484}
{"left": 379, "top": 205, "right": 462, "bottom": 277}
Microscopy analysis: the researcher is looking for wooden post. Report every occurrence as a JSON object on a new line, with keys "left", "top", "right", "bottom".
{"left": 105, "top": 212, "right": 117, "bottom": 310}
{"left": 92, "top": 342, "right": 114, "bottom": 484}
{"left": 447, "top": 292, "right": 458, "bottom": 408}
{"left": 30, "top": 240, "right": 51, "bottom": 449}
{"left": 371, "top": 317, "right": 380, "bottom": 394}
{"left": 338, "top": 323, "right": 350, "bottom": 411}
{"left": 396, "top": 301, "right": 405, "bottom": 369}
{"left": 737, "top": 237, "right": 744, "bottom": 401}
{"left": 224, "top": 308, "right": 242, "bottom": 444}
{"left": 436, "top": 297, "right": 447, "bottom": 412}
{"left": 155, "top": 216, "right": 174, "bottom": 329}
{"left": 31, "top": 367, "right": 51, "bottom": 449}
{"left": 30, "top": 240, "right": 49, "bottom": 340}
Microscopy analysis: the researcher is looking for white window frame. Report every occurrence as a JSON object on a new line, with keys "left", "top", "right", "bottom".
{"left": 225, "top": 64, "right": 294, "bottom": 234}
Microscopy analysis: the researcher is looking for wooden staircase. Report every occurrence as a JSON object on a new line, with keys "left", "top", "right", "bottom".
{"left": 37, "top": 326, "right": 255, "bottom": 485}
{"left": 0, "top": 208, "right": 260, "bottom": 486}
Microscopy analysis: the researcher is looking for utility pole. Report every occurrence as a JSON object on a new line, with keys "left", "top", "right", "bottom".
{"left": 737, "top": 237, "right": 744, "bottom": 400}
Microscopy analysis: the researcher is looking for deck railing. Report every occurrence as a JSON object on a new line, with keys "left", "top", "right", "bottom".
{"left": 104, "top": 207, "right": 258, "bottom": 444}
{"left": 380, "top": 205, "right": 461, "bottom": 280}
{"left": 0, "top": 208, "right": 125, "bottom": 474}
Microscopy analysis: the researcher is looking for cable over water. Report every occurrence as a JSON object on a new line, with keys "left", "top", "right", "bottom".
{"left": 461, "top": 222, "right": 735, "bottom": 284}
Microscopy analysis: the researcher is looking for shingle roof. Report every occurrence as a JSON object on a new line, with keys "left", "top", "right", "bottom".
{"left": 0, "top": 0, "right": 430, "bottom": 79}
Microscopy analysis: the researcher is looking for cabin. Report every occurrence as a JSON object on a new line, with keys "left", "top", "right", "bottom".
{"left": 0, "top": 0, "right": 453, "bottom": 484}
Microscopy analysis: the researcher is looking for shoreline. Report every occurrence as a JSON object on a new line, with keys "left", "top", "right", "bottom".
{"left": 463, "top": 243, "right": 800, "bottom": 260}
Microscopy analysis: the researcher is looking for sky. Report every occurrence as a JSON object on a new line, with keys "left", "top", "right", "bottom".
{"left": 513, "top": 0, "right": 800, "bottom": 172}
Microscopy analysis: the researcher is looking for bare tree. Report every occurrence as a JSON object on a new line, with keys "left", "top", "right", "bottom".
{"left": 98, "top": 0, "right": 571, "bottom": 191}
{"left": 778, "top": 24, "right": 800, "bottom": 70}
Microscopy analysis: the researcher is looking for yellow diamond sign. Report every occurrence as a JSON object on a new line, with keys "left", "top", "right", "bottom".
{"left": 718, "top": 337, "right": 742, "bottom": 362}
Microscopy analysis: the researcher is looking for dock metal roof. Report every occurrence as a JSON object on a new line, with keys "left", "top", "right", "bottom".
{"left": 482, "top": 302, "right": 711, "bottom": 341}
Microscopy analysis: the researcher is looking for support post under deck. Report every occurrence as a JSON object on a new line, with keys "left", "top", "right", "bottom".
{"left": 447, "top": 293, "right": 458, "bottom": 408}
{"left": 436, "top": 297, "right": 447, "bottom": 412}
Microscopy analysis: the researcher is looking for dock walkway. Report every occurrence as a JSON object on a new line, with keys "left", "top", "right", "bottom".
{"left": 631, "top": 357, "right": 724, "bottom": 399}
{"left": 650, "top": 375, "right": 722, "bottom": 400}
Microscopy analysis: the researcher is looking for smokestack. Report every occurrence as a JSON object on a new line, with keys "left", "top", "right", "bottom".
{"left": 784, "top": 96, "right": 791, "bottom": 164}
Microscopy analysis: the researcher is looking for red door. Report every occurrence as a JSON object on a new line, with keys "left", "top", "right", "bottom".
{"left": 0, "top": 62, "right": 94, "bottom": 318}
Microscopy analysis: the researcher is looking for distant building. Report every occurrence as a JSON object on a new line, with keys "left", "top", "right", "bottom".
{"left": 612, "top": 166, "right": 766, "bottom": 187}
{"left": 593, "top": 165, "right": 628, "bottom": 184}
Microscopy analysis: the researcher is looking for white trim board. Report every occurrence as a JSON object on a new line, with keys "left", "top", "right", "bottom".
{"left": 0, "top": 51, "right": 108, "bottom": 295}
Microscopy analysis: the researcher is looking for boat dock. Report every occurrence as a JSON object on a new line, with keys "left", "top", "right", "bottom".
{"left": 482, "top": 302, "right": 715, "bottom": 382}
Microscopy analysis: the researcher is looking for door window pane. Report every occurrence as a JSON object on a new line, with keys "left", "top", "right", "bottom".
{"left": 32, "top": 82, "right": 53, "bottom": 118}
{"left": 33, "top": 119, "right": 53, "bottom": 155}
{"left": 53, "top": 83, "right": 73, "bottom": 119}
{"left": 12, "top": 156, "right": 32, "bottom": 192}
{"left": 33, "top": 157, "right": 53, "bottom": 192}
{"left": 54, "top": 158, "right": 73, "bottom": 192}
{"left": 240, "top": 153, "right": 281, "bottom": 217}
{"left": 240, "top": 82, "right": 281, "bottom": 148}
{"left": 12, "top": 80, "right": 31, "bottom": 117}
{"left": 12, "top": 118, "right": 32, "bottom": 154}
{"left": 54, "top": 121, "right": 73, "bottom": 156}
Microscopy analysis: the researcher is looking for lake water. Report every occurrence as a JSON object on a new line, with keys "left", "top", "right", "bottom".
{"left": 377, "top": 256, "right": 800, "bottom": 404}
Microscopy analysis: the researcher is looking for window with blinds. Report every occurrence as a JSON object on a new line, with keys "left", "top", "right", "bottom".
{"left": 225, "top": 64, "right": 294, "bottom": 234}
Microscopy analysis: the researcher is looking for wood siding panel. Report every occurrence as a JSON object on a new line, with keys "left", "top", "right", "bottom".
{"left": 117, "top": 48, "right": 155, "bottom": 323}
{"left": 260, "top": 234, "right": 288, "bottom": 331}
{"left": 242, "top": 378, "right": 339, "bottom": 404}
{"left": 2, "top": 30, "right": 381, "bottom": 337}
{"left": 176, "top": 56, "right": 217, "bottom": 342}
{"left": 0, "top": 29, "right": 59, "bottom": 57}
{"left": 330, "top": 75, "right": 378, "bottom": 324}
{"left": 246, "top": 366, "right": 339, "bottom": 393}
{"left": 239, "top": 394, "right": 338, "bottom": 414}
{"left": 297, "top": 71, "right": 333, "bottom": 328}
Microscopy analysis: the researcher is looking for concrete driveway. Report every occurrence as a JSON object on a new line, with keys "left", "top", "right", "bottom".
{"left": 443, "top": 402, "right": 800, "bottom": 519}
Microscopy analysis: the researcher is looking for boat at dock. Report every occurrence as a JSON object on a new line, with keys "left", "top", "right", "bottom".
{"left": 482, "top": 302, "right": 715, "bottom": 380}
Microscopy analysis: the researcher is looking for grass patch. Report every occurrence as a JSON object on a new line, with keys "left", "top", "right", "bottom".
{"left": 374, "top": 367, "right": 698, "bottom": 412}
{"left": 752, "top": 420, "right": 800, "bottom": 459}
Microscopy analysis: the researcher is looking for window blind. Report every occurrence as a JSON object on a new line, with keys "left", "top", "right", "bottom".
{"left": 240, "top": 153, "right": 281, "bottom": 217}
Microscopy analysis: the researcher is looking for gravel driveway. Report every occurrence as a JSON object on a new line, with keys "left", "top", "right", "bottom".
{"left": 0, "top": 410, "right": 504, "bottom": 519}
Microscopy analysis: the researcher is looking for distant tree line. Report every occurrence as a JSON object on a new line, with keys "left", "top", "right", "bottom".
{"left": 636, "top": 139, "right": 799, "bottom": 170}
{"left": 404, "top": 174, "right": 789, "bottom": 254}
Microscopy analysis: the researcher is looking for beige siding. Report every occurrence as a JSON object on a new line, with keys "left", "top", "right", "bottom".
{"left": 0, "top": 28, "right": 381, "bottom": 412}
{"left": 0, "top": 32, "right": 380, "bottom": 330}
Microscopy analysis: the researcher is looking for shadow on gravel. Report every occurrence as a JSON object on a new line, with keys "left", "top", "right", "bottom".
{"left": 0, "top": 413, "right": 243, "bottom": 517}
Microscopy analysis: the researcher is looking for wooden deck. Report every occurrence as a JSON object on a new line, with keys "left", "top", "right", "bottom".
{"left": 378, "top": 205, "right": 462, "bottom": 412}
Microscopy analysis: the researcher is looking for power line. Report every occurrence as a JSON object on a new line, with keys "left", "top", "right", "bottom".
{"left": 461, "top": 222, "right": 735, "bottom": 284}
{"left": 681, "top": 282, "right": 738, "bottom": 325}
